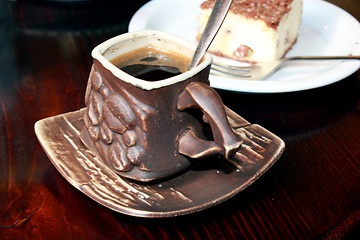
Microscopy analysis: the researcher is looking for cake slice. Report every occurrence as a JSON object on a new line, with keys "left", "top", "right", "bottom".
{"left": 197, "top": 0, "right": 302, "bottom": 62}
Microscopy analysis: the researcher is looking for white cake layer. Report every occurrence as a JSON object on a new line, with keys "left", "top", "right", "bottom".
{"left": 198, "top": 0, "right": 302, "bottom": 62}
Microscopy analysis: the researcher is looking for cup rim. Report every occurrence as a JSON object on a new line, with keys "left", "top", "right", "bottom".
{"left": 91, "top": 30, "right": 212, "bottom": 90}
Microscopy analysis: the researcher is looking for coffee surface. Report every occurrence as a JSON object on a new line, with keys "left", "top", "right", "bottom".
{"left": 120, "top": 64, "right": 181, "bottom": 81}
{"left": 111, "top": 46, "right": 190, "bottom": 81}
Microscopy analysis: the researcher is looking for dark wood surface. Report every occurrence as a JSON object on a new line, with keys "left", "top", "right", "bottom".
{"left": 1, "top": 0, "right": 359, "bottom": 239}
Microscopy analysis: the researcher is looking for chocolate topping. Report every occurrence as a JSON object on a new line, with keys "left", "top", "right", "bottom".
{"left": 201, "top": 0, "right": 294, "bottom": 29}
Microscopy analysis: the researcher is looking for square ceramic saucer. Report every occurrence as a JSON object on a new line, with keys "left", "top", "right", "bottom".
{"left": 35, "top": 107, "right": 284, "bottom": 218}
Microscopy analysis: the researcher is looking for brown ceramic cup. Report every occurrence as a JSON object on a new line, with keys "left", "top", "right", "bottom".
{"left": 80, "top": 30, "right": 242, "bottom": 182}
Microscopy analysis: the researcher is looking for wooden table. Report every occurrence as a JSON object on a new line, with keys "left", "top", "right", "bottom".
{"left": 1, "top": 0, "right": 359, "bottom": 239}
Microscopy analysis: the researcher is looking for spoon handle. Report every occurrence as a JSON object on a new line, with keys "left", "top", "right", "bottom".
{"left": 188, "top": 0, "right": 232, "bottom": 70}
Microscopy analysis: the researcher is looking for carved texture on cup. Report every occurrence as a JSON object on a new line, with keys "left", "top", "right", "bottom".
{"left": 84, "top": 66, "right": 154, "bottom": 172}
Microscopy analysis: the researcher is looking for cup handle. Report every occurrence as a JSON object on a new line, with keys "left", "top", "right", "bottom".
{"left": 177, "top": 82, "right": 242, "bottom": 160}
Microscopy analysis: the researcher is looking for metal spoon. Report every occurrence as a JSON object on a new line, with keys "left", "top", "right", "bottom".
{"left": 188, "top": 0, "right": 233, "bottom": 70}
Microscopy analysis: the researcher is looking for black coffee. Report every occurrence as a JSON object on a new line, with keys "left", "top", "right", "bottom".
{"left": 120, "top": 64, "right": 181, "bottom": 81}
{"left": 110, "top": 46, "right": 190, "bottom": 82}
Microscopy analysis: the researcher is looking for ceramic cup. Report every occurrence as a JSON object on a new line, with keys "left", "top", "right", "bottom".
{"left": 80, "top": 30, "right": 242, "bottom": 182}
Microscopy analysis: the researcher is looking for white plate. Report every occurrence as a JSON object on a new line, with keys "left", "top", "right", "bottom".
{"left": 129, "top": 0, "right": 360, "bottom": 93}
